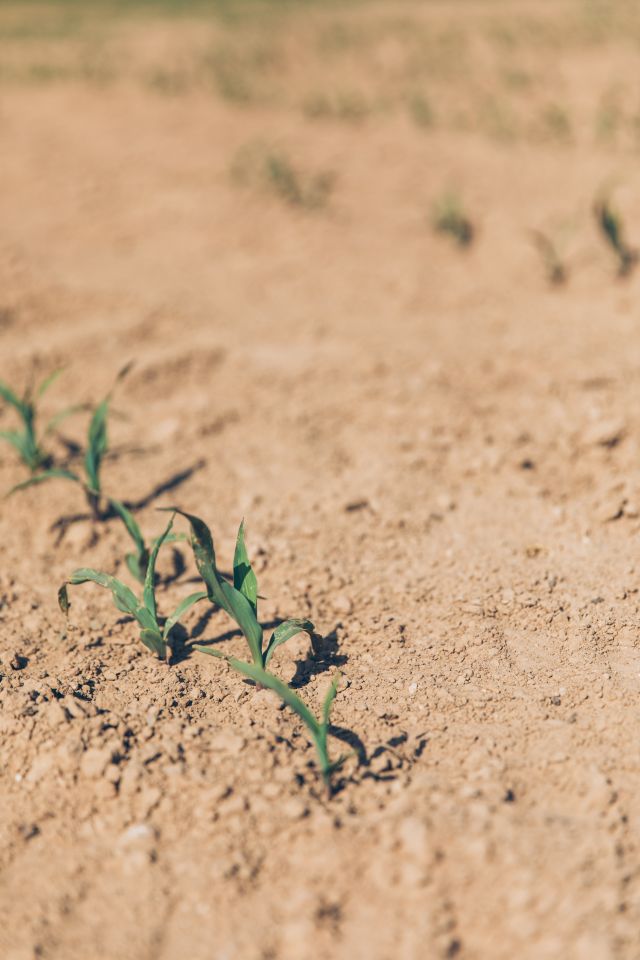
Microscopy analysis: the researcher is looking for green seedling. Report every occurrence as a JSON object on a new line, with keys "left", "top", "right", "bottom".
{"left": 9, "top": 363, "right": 132, "bottom": 518}
{"left": 58, "top": 514, "right": 206, "bottom": 661}
{"left": 170, "top": 508, "right": 343, "bottom": 789}
{"left": 432, "top": 193, "right": 474, "bottom": 247}
{"left": 168, "top": 510, "right": 314, "bottom": 670}
{"left": 232, "top": 142, "right": 335, "bottom": 212}
{"left": 111, "top": 498, "right": 185, "bottom": 585}
{"left": 197, "top": 646, "right": 342, "bottom": 791}
{"left": 0, "top": 368, "right": 81, "bottom": 473}
{"left": 530, "top": 230, "right": 567, "bottom": 286}
{"left": 265, "top": 153, "right": 334, "bottom": 210}
{"left": 594, "top": 196, "right": 638, "bottom": 277}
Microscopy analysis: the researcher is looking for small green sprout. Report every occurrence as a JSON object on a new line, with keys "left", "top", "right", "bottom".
{"left": 9, "top": 363, "right": 132, "bottom": 518}
{"left": 530, "top": 230, "right": 567, "bottom": 286}
{"left": 232, "top": 142, "right": 335, "bottom": 211}
{"left": 58, "top": 514, "right": 206, "bottom": 661}
{"left": 0, "top": 368, "right": 81, "bottom": 473}
{"left": 264, "top": 153, "right": 334, "bottom": 210}
{"left": 594, "top": 195, "right": 638, "bottom": 277}
{"left": 196, "top": 646, "right": 342, "bottom": 791}
{"left": 169, "top": 510, "right": 315, "bottom": 670}
{"left": 432, "top": 193, "right": 474, "bottom": 247}
{"left": 171, "top": 509, "right": 343, "bottom": 789}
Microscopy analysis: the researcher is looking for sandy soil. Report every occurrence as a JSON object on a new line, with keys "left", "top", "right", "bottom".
{"left": 2, "top": 1, "right": 640, "bottom": 958}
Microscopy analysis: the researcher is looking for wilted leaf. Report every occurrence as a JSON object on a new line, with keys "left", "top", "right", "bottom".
{"left": 66, "top": 568, "right": 140, "bottom": 619}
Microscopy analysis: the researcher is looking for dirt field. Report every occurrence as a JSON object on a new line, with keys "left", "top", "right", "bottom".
{"left": 2, "top": 1, "right": 640, "bottom": 957}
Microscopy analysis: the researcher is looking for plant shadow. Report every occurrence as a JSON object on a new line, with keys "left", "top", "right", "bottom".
{"left": 125, "top": 460, "right": 205, "bottom": 511}
{"left": 50, "top": 460, "right": 205, "bottom": 544}
{"left": 289, "top": 626, "right": 348, "bottom": 689}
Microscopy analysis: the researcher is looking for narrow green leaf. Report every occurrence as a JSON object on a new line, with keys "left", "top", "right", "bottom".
{"left": 194, "top": 648, "right": 321, "bottom": 738}
{"left": 6, "top": 468, "right": 80, "bottom": 498}
{"left": 264, "top": 618, "right": 315, "bottom": 668}
{"left": 162, "top": 590, "right": 207, "bottom": 640}
{"left": 67, "top": 567, "right": 140, "bottom": 618}
{"left": 219, "top": 579, "right": 263, "bottom": 666}
{"left": 44, "top": 403, "right": 86, "bottom": 436}
{"left": 0, "top": 429, "right": 29, "bottom": 460}
{"left": 140, "top": 627, "right": 165, "bottom": 658}
{"left": 0, "top": 380, "right": 28, "bottom": 416}
{"left": 233, "top": 519, "right": 258, "bottom": 614}
{"left": 143, "top": 515, "right": 174, "bottom": 617}
{"left": 111, "top": 499, "right": 145, "bottom": 555}
{"left": 136, "top": 605, "right": 159, "bottom": 632}
{"left": 84, "top": 398, "right": 109, "bottom": 494}
{"left": 36, "top": 367, "right": 64, "bottom": 399}
{"left": 322, "top": 672, "right": 341, "bottom": 730}
{"left": 165, "top": 508, "right": 229, "bottom": 612}
{"left": 151, "top": 532, "right": 186, "bottom": 547}
{"left": 61, "top": 565, "right": 170, "bottom": 659}
{"left": 114, "top": 361, "right": 134, "bottom": 389}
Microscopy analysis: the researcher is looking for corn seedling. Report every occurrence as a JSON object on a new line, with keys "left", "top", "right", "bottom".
{"left": 8, "top": 363, "right": 131, "bottom": 518}
{"left": 530, "top": 230, "right": 567, "bottom": 286}
{"left": 198, "top": 647, "right": 342, "bottom": 792}
{"left": 264, "top": 153, "right": 334, "bottom": 210}
{"left": 58, "top": 514, "right": 206, "bottom": 661}
{"left": 170, "top": 508, "right": 344, "bottom": 789}
{"left": 432, "top": 193, "right": 474, "bottom": 247}
{"left": 0, "top": 368, "right": 81, "bottom": 474}
{"left": 232, "top": 142, "right": 335, "bottom": 212}
{"left": 594, "top": 195, "right": 638, "bottom": 277}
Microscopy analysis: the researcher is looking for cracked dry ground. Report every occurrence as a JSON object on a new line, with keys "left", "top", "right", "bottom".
{"left": 2, "top": 1, "right": 640, "bottom": 958}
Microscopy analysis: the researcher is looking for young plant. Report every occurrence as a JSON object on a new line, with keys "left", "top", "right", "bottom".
{"left": 432, "top": 193, "right": 474, "bottom": 247}
{"left": 231, "top": 141, "right": 335, "bottom": 211}
{"left": 530, "top": 229, "right": 567, "bottom": 286}
{"left": 197, "top": 646, "right": 341, "bottom": 791}
{"left": 171, "top": 509, "right": 343, "bottom": 789}
{"left": 0, "top": 368, "right": 80, "bottom": 474}
{"left": 594, "top": 195, "right": 638, "bottom": 277}
{"left": 58, "top": 514, "right": 206, "bottom": 661}
{"left": 264, "top": 152, "right": 334, "bottom": 210}
{"left": 8, "top": 363, "right": 131, "bottom": 518}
